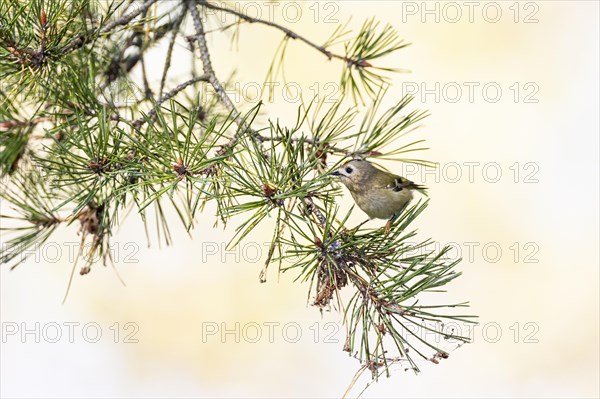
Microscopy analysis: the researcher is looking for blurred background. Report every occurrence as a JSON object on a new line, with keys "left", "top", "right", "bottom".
{"left": 1, "top": 1, "right": 598, "bottom": 398}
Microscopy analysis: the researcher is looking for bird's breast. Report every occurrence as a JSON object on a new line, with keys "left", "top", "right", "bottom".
{"left": 349, "top": 188, "right": 413, "bottom": 220}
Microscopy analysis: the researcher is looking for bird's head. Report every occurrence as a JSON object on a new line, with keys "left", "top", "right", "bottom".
{"left": 331, "top": 159, "right": 372, "bottom": 191}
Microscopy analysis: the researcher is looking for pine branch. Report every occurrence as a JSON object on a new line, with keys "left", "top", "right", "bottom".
{"left": 187, "top": 0, "right": 243, "bottom": 130}
{"left": 0, "top": 2, "right": 475, "bottom": 391}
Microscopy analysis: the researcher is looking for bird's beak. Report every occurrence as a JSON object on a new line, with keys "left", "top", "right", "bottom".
{"left": 330, "top": 170, "right": 341, "bottom": 176}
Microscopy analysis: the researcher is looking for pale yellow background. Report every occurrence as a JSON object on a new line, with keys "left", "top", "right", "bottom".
{"left": 1, "top": 1, "right": 599, "bottom": 398}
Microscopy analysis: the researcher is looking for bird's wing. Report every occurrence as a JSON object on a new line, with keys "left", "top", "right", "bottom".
{"left": 382, "top": 175, "right": 426, "bottom": 193}
{"left": 381, "top": 175, "right": 407, "bottom": 192}
{"left": 371, "top": 167, "right": 426, "bottom": 193}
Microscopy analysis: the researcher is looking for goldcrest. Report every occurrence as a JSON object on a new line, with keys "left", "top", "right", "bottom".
{"left": 331, "top": 159, "right": 426, "bottom": 220}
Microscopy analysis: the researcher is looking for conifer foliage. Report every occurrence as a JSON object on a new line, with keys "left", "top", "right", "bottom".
{"left": 0, "top": 0, "right": 475, "bottom": 383}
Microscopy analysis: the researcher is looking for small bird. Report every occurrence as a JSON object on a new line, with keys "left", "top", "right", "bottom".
{"left": 331, "top": 159, "right": 427, "bottom": 231}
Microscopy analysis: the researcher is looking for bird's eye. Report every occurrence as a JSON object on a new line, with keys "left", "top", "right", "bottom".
{"left": 345, "top": 167, "right": 353, "bottom": 174}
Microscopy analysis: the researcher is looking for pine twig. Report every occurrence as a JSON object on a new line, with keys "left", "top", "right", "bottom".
{"left": 198, "top": 0, "right": 365, "bottom": 66}
{"left": 61, "top": 0, "right": 160, "bottom": 54}
{"left": 303, "top": 196, "right": 327, "bottom": 227}
{"left": 132, "top": 75, "right": 210, "bottom": 129}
